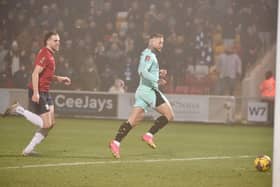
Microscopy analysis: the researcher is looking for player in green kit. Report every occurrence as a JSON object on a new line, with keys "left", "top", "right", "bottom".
{"left": 109, "top": 33, "right": 174, "bottom": 158}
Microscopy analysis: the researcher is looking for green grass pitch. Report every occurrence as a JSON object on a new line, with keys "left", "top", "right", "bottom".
{"left": 0, "top": 117, "right": 273, "bottom": 187}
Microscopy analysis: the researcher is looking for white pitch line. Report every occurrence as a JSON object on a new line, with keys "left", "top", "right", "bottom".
{"left": 0, "top": 155, "right": 253, "bottom": 170}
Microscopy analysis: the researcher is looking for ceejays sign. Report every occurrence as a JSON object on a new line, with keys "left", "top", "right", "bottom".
{"left": 51, "top": 91, "right": 117, "bottom": 117}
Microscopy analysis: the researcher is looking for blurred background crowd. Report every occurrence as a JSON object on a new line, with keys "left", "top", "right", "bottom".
{"left": 0, "top": 0, "right": 277, "bottom": 95}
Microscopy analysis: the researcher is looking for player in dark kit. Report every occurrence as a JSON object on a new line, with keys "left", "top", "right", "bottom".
{"left": 3, "top": 31, "right": 71, "bottom": 156}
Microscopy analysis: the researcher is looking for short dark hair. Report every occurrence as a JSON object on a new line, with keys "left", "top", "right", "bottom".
{"left": 44, "top": 31, "right": 58, "bottom": 46}
{"left": 265, "top": 70, "right": 273, "bottom": 80}
{"left": 149, "top": 33, "right": 164, "bottom": 39}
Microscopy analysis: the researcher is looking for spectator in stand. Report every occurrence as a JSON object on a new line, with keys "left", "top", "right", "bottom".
{"left": 110, "top": 33, "right": 123, "bottom": 47}
{"left": 5, "top": 40, "right": 21, "bottom": 76}
{"left": 222, "top": 7, "right": 238, "bottom": 48}
{"left": 127, "top": 0, "right": 144, "bottom": 32}
{"left": 145, "top": 4, "right": 159, "bottom": 32}
{"left": 0, "top": 64, "right": 13, "bottom": 88}
{"left": 37, "top": 5, "right": 51, "bottom": 29}
{"left": 212, "top": 25, "right": 224, "bottom": 61}
{"left": 79, "top": 55, "right": 100, "bottom": 91}
{"left": 171, "top": 34, "right": 186, "bottom": 87}
{"left": 241, "top": 24, "right": 261, "bottom": 77}
{"left": 101, "top": 1, "right": 115, "bottom": 24}
{"left": 124, "top": 36, "right": 136, "bottom": 58}
{"left": 255, "top": 0, "right": 274, "bottom": 52}
{"left": 94, "top": 41, "right": 107, "bottom": 72}
{"left": 193, "top": 21, "right": 213, "bottom": 66}
{"left": 122, "top": 56, "right": 138, "bottom": 92}
{"left": 61, "top": 40, "right": 74, "bottom": 66}
{"left": 13, "top": 64, "right": 29, "bottom": 88}
{"left": 105, "top": 42, "right": 124, "bottom": 75}
{"left": 100, "top": 64, "right": 116, "bottom": 92}
{"left": 109, "top": 78, "right": 126, "bottom": 93}
{"left": 103, "top": 22, "right": 115, "bottom": 41}
{"left": 55, "top": 56, "right": 75, "bottom": 90}
{"left": 0, "top": 44, "right": 8, "bottom": 72}
{"left": 259, "top": 70, "right": 275, "bottom": 125}
{"left": 216, "top": 45, "right": 242, "bottom": 95}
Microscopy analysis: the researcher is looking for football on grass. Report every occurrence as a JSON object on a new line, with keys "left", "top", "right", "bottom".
{"left": 254, "top": 155, "right": 272, "bottom": 172}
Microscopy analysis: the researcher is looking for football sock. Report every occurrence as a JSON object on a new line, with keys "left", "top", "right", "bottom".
{"left": 148, "top": 116, "right": 168, "bottom": 135}
{"left": 23, "top": 128, "right": 49, "bottom": 153}
{"left": 115, "top": 121, "right": 132, "bottom": 142}
{"left": 16, "top": 106, "right": 43, "bottom": 128}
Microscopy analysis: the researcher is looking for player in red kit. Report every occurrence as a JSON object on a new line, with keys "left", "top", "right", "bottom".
{"left": 3, "top": 32, "right": 71, "bottom": 156}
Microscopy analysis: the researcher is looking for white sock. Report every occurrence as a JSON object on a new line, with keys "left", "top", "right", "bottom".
{"left": 15, "top": 106, "right": 43, "bottom": 128}
{"left": 146, "top": 132, "right": 153, "bottom": 137}
{"left": 113, "top": 140, "right": 120, "bottom": 146}
{"left": 23, "top": 129, "right": 49, "bottom": 153}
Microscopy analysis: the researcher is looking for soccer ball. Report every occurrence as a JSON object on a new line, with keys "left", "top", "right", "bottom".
{"left": 254, "top": 155, "right": 272, "bottom": 172}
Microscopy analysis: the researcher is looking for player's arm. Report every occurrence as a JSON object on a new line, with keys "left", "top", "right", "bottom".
{"left": 52, "top": 75, "right": 71, "bottom": 85}
{"left": 159, "top": 69, "right": 167, "bottom": 86}
{"left": 32, "top": 65, "right": 44, "bottom": 103}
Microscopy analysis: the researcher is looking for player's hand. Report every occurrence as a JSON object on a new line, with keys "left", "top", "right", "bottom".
{"left": 159, "top": 69, "right": 167, "bottom": 78}
{"left": 32, "top": 93, "right": 40, "bottom": 103}
{"left": 158, "top": 78, "right": 167, "bottom": 86}
{"left": 58, "top": 76, "right": 71, "bottom": 85}
{"left": 62, "top": 76, "right": 71, "bottom": 86}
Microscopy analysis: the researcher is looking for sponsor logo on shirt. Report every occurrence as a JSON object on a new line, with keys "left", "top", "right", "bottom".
{"left": 145, "top": 55, "right": 151, "bottom": 61}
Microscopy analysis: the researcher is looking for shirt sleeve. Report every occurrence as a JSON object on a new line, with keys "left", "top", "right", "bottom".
{"left": 138, "top": 54, "right": 158, "bottom": 83}
{"left": 34, "top": 49, "right": 48, "bottom": 68}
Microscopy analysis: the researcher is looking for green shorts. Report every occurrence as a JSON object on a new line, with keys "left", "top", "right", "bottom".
{"left": 134, "top": 86, "right": 168, "bottom": 112}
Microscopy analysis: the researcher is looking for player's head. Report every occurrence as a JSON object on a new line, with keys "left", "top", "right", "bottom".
{"left": 265, "top": 70, "right": 273, "bottom": 80}
{"left": 149, "top": 33, "right": 164, "bottom": 52}
{"left": 44, "top": 31, "right": 60, "bottom": 52}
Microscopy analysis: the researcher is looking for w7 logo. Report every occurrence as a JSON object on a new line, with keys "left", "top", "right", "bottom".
{"left": 249, "top": 106, "right": 266, "bottom": 116}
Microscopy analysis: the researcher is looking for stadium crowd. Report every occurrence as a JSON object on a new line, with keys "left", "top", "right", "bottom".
{"left": 0, "top": 0, "right": 277, "bottom": 95}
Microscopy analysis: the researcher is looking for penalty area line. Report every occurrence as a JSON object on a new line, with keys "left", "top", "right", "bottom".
{"left": 0, "top": 155, "right": 254, "bottom": 170}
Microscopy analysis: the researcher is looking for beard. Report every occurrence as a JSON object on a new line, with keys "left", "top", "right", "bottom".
{"left": 51, "top": 46, "right": 59, "bottom": 52}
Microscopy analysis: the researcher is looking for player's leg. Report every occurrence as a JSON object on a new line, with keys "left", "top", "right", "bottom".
{"left": 115, "top": 107, "right": 145, "bottom": 141}
{"left": 142, "top": 91, "right": 174, "bottom": 148}
{"left": 3, "top": 101, "right": 43, "bottom": 128}
{"left": 110, "top": 88, "right": 150, "bottom": 158}
{"left": 110, "top": 107, "right": 145, "bottom": 158}
{"left": 22, "top": 105, "right": 54, "bottom": 156}
{"left": 2, "top": 89, "right": 55, "bottom": 128}
{"left": 22, "top": 93, "right": 54, "bottom": 156}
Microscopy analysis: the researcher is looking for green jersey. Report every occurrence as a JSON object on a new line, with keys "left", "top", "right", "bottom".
{"left": 134, "top": 48, "right": 168, "bottom": 112}
{"left": 138, "top": 48, "right": 159, "bottom": 90}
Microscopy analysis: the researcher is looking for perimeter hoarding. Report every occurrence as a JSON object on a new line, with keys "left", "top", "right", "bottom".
{"left": 51, "top": 91, "right": 118, "bottom": 118}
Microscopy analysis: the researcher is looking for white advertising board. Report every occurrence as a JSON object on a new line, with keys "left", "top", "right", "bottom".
{"left": 247, "top": 101, "right": 268, "bottom": 122}
{"left": 118, "top": 94, "right": 209, "bottom": 122}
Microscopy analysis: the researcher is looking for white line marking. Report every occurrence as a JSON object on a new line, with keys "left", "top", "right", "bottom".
{"left": 0, "top": 155, "right": 253, "bottom": 170}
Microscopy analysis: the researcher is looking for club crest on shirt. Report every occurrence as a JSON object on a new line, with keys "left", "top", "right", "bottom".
{"left": 145, "top": 55, "right": 151, "bottom": 62}
{"left": 39, "top": 57, "right": 46, "bottom": 64}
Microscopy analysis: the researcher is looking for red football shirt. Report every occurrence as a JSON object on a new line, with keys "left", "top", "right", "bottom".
{"left": 28, "top": 47, "right": 56, "bottom": 92}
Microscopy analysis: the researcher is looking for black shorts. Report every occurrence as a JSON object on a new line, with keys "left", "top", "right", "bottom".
{"left": 154, "top": 89, "right": 166, "bottom": 107}
{"left": 28, "top": 88, "right": 53, "bottom": 115}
